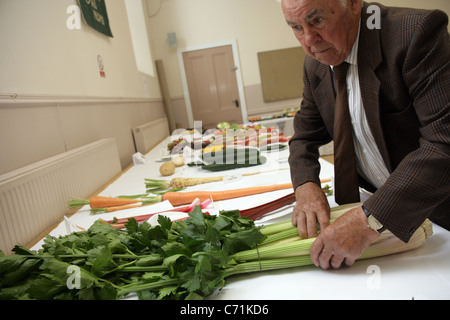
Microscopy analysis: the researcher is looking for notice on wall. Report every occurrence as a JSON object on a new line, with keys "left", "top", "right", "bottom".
{"left": 78, "top": 0, "right": 113, "bottom": 37}
{"left": 97, "top": 55, "right": 106, "bottom": 77}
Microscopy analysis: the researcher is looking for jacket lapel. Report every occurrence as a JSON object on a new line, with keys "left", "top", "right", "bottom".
{"left": 357, "top": 6, "right": 393, "bottom": 172}
{"left": 313, "top": 63, "right": 336, "bottom": 136}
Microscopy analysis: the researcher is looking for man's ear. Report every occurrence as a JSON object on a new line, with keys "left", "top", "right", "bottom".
{"left": 348, "top": 0, "right": 363, "bottom": 15}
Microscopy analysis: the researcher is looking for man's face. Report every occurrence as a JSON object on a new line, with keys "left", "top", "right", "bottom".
{"left": 282, "top": 0, "right": 361, "bottom": 66}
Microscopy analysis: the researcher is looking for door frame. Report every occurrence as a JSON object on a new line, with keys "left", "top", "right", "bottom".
{"left": 177, "top": 39, "right": 248, "bottom": 128}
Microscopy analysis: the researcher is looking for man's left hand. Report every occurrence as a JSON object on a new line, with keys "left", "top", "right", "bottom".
{"left": 310, "top": 206, "right": 380, "bottom": 269}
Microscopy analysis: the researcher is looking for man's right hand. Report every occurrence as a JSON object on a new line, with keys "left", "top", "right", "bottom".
{"left": 292, "top": 182, "right": 330, "bottom": 239}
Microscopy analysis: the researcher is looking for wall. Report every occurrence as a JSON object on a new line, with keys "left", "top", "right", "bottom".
{"left": 0, "top": 0, "right": 161, "bottom": 98}
{"left": 0, "top": 0, "right": 165, "bottom": 174}
{"left": 147, "top": 0, "right": 450, "bottom": 123}
{"left": 148, "top": 0, "right": 302, "bottom": 122}
{"left": 0, "top": 0, "right": 449, "bottom": 173}
{"left": 0, "top": 98, "right": 166, "bottom": 175}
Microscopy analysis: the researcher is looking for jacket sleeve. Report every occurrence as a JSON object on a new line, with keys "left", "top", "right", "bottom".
{"left": 288, "top": 58, "right": 332, "bottom": 190}
{"left": 364, "top": 10, "right": 450, "bottom": 242}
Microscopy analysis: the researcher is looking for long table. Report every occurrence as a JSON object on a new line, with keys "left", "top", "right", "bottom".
{"left": 32, "top": 136, "right": 450, "bottom": 300}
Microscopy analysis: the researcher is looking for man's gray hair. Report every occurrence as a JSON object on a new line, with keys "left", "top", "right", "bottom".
{"left": 340, "top": 0, "right": 363, "bottom": 10}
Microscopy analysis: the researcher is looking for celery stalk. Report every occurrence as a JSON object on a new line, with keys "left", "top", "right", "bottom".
{"left": 232, "top": 238, "right": 315, "bottom": 262}
{"left": 259, "top": 220, "right": 293, "bottom": 236}
{"left": 226, "top": 255, "right": 314, "bottom": 276}
{"left": 230, "top": 219, "right": 432, "bottom": 277}
{"left": 259, "top": 227, "right": 299, "bottom": 246}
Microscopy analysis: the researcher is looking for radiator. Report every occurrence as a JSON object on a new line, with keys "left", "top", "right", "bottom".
{"left": 0, "top": 138, "right": 122, "bottom": 254}
{"left": 133, "top": 117, "right": 170, "bottom": 154}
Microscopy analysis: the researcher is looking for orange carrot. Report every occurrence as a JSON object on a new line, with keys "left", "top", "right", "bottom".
{"left": 162, "top": 183, "right": 293, "bottom": 207}
{"left": 106, "top": 204, "right": 144, "bottom": 212}
{"left": 91, "top": 204, "right": 145, "bottom": 214}
{"left": 88, "top": 196, "right": 142, "bottom": 209}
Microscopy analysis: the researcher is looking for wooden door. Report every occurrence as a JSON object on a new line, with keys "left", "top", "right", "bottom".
{"left": 182, "top": 45, "right": 243, "bottom": 129}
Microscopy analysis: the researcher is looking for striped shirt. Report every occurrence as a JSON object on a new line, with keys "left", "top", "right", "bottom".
{"left": 333, "top": 22, "right": 390, "bottom": 189}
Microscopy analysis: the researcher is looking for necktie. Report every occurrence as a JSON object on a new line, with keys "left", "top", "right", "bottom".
{"left": 333, "top": 62, "right": 360, "bottom": 204}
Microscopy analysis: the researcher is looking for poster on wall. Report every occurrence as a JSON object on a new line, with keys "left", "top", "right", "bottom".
{"left": 77, "top": 0, "right": 113, "bottom": 37}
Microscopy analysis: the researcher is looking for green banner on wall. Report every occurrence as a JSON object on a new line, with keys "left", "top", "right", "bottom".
{"left": 78, "top": 0, "right": 113, "bottom": 37}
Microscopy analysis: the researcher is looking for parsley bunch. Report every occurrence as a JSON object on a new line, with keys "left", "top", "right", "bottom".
{"left": 0, "top": 207, "right": 265, "bottom": 300}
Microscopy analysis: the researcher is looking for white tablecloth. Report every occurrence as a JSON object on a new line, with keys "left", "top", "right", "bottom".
{"left": 32, "top": 137, "right": 450, "bottom": 300}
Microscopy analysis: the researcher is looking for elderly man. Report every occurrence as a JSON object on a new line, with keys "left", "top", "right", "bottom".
{"left": 283, "top": 0, "right": 450, "bottom": 269}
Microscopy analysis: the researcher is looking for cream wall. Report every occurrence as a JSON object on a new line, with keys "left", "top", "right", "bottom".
{"left": 0, "top": 0, "right": 449, "bottom": 174}
{"left": 148, "top": 0, "right": 297, "bottom": 94}
{"left": 149, "top": 0, "right": 450, "bottom": 94}
{"left": 0, "top": 0, "right": 165, "bottom": 174}
{"left": 0, "top": 0, "right": 160, "bottom": 98}
{"left": 148, "top": 0, "right": 450, "bottom": 120}
{"left": 148, "top": 0, "right": 301, "bottom": 119}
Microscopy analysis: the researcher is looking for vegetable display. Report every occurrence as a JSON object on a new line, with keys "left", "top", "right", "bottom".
{"left": 68, "top": 196, "right": 142, "bottom": 209}
{"left": 167, "top": 124, "right": 290, "bottom": 156}
{"left": 0, "top": 205, "right": 432, "bottom": 300}
{"left": 160, "top": 183, "right": 293, "bottom": 206}
{"left": 68, "top": 183, "right": 294, "bottom": 214}
{"left": 146, "top": 177, "right": 225, "bottom": 191}
{"left": 159, "top": 162, "right": 176, "bottom": 176}
{"left": 145, "top": 168, "right": 292, "bottom": 192}
{"left": 68, "top": 195, "right": 162, "bottom": 215}
{"left": 101, "top": 186, "right": 328, "bottom": 229}
{"left": 190, "top": 148, "right": 267, "bottom": 172}
{"left": 101, "top": 198, "right": 212, "bottom": 229}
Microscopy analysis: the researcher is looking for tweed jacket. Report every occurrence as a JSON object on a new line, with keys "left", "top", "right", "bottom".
{"left": 288, "top": 2, "right": 450, "bottom": 242}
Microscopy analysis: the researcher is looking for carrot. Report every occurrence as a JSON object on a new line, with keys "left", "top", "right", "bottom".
{"left": 103, "top": 198, "right": 212, "bottom": 225}
{"left": 88, "top": 196, "right": 143, "bottom": 209}
{"left": 90, "top": 203, "right": 145, "bottom": 214}
{"left": 68, "top": 196, "right": 142, "bottom": 209}
{"left": 162, "top": 183, "right": 293, "bottom": 207}
{"left": 89, "top": 196, "right": 164, "bottom": 214}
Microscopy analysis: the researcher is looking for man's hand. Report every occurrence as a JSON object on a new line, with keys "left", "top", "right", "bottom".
{"left": 292, "top": 182, "right": 331, "bottom": 239}
{"left": 310, "top": 206, "right": 380, "bottom": 269}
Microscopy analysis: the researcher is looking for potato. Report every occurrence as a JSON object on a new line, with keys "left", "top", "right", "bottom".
{"left": 160, "top": 161, "right": 176, "bottom": 176}
{"left": 172, "top": 155, "right": 185, "bottom": 167}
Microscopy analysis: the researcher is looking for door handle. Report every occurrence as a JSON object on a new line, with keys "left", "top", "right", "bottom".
{"left": 234, "top": 99, "right": 239, "bottom": 108}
